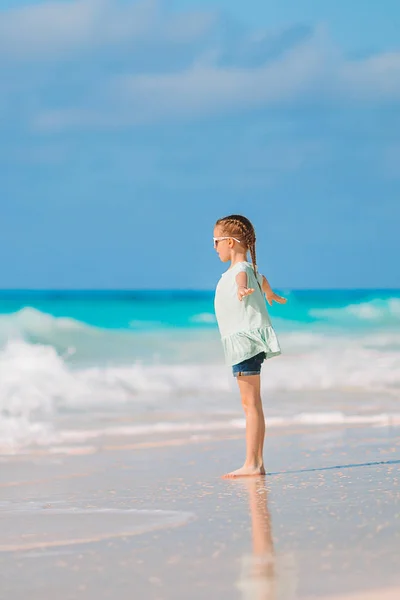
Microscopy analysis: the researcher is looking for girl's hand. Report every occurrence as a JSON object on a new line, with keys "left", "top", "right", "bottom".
{"left": 237, "top": 286, "right": 255, "bottom": 301}
{"left": 265, "top": 290, "right": 287, "bottom": 306}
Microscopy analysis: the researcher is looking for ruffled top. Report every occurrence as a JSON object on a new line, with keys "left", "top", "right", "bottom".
{"left": 214, "top": 262, "right": 282, "bottom": 366}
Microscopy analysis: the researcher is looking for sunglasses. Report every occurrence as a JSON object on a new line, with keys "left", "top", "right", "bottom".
{"left": 213, "top": 236, "right": 242, "bottom": 247}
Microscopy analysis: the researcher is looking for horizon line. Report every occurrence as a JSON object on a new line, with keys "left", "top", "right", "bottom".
{"left": 0, "top": 287, "right": 398, "bottom": 293}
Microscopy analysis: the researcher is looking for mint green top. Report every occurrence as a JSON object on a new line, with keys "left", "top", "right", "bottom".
{"left": 214, "top": 261, "right": 281, "bottom": 366}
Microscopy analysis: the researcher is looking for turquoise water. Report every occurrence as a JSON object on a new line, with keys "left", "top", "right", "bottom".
{"left": 0, "top": 289, "right": 399, "bottom": 452}
{"left": 0, "top": 288, "right": 398, "bottom": 331}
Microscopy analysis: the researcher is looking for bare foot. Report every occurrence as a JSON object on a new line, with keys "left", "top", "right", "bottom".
{"left": 222, "top": 465, "right": 266, "bottom": 479}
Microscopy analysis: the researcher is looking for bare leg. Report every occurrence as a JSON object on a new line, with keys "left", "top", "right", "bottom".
{"left": 223, "top": 374, "right": 266, "bottom": 478}
{"left": 259, "top": 403, "right": 266, "bottom": 461}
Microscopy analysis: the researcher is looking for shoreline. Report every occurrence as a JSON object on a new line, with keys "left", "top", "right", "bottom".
{"left": 2, "top": 417, "right": 399, "bottom": 459}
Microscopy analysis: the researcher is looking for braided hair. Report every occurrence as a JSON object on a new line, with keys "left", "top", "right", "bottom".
{"left": 215, "top": 214, "right": 261, "bottom": 289}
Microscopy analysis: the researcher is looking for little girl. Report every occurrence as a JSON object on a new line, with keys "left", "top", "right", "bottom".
{"left": 214, "top": 214, "right": 287, "bottom": 478}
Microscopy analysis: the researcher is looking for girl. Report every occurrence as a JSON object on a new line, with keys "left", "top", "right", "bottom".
{"left": 213, "top": 214, "right": 287, "bottom": 478}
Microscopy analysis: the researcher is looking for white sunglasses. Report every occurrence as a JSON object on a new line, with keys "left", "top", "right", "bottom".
{"left": 213, "top": 236, "right": 242, "bottom": 247}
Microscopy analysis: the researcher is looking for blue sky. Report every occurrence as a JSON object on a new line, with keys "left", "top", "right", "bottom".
{"left": 1, "top": 0, "right": 399, "bottom": 289}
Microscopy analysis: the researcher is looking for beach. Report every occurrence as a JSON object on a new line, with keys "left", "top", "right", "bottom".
{"left": 2, "top": 0, "right": 399, "bottom": 595}
{"left": 0, "top": 290, "right": 399, "bottom": 597}
{"left": 1, "top": 418, "right": 399, "bottom": 599}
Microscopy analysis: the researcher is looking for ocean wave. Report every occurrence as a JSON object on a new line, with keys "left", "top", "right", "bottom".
{"left": 0, "top": 298, "right": 399, "bottom": 452}
{"left": 190, "top": 313, "right": 217, "bottom": 323}
{"left": 309, "top": 297, "right": 400, "bottom": 326}
{"left": 0, "top": 307, "right": 88, "bottom": 336}
{"left": 0, "top": 335, "right": 400, "bottom": 452}
{"left": 0, "top": 308, "right": 93, "bottom": 358}
{"left": 1, "top": 297, "right": 399, "bottom": 362}
{"left": 0, "top": 308, "right": 222, "bottom": 364}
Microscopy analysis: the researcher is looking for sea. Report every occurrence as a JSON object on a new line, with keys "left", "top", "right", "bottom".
{"left": 0, "top": 289, "right": 399, "bottom": 454}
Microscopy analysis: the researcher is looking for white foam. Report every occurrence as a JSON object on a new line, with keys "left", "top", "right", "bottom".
{"left": 0, "top": 317, "right": 400, "bottom": 450}
{"left": 310, "top": 297, "right": 400, "bottom": 323}
{"left": 0, "top": 307, "right": 88, "bottom": 340}
{"left": 190, "top": 313, "right": 217, "bottom": 323}
{"left": 34, "top": 412, "right": 400, "bottom": 449}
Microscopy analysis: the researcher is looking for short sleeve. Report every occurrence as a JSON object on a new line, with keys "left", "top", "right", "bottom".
{"left": 235, "top": 263, "right": 248, "bottom": 275}
{"left": 234, "top": 263, "right": 263, "bottom": 290}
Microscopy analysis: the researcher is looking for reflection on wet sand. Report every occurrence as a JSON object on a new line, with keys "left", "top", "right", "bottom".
{"left": 234, "top": 477, "right": 297, "bottom": 600}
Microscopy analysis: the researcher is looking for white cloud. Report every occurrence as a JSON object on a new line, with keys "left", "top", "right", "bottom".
{"left": 1, "top": 1, "right": 400, "bottom": 132}
{"left": 0, "top": 0, "right": 100, "bottom": 60}
{"left": 0, "top": 0, "right": 214, "bottom": 61}
{"left": 34, "top": 34, "right": 400, "bottom": 132}
{"left": 109, "top": 35, "right": 325, "bottom": 121}
{"left": 31, "top": 28, "right": 332, "bottom": 130}
{"left": 339, "top": 52, "right": 400, "bottom": 100}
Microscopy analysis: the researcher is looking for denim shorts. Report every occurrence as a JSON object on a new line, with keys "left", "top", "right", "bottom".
{"left": 232, "top": 351, "right": 267, "bottom": 378}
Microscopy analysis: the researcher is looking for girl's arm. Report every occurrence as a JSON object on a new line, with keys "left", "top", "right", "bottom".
{"left": 235, "top": 271, "right": 287, "bottom": 305}
{"left": 235, "top": 270, "right": 254, "bottom": 301}
{"left": 261, "top": 275, "right": 287, "bottom": 306}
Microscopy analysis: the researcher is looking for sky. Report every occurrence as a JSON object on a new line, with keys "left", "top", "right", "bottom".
{"left": 0, "top": 0, "right": 399, "bottom": 289}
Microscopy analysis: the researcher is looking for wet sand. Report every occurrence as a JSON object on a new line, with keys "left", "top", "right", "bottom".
{"left": 1, "top": 423, "right": 399, "bottom": 599}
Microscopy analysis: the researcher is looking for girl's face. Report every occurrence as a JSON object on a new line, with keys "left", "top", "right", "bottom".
{"left": 213, "top": 225, "right": 235, "bottom": 263}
